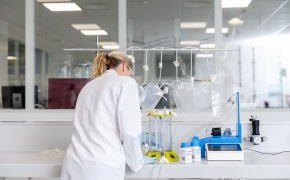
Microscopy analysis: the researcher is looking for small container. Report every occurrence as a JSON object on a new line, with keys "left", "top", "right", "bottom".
{"left": 179, "top": 142, "right": 192, "bottom": 163}
{"left": 190, "top": 136, "right": 201, "bottom": 162}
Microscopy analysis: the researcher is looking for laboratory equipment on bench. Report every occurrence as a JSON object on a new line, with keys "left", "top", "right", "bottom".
{"left": 195, "top": 92, "right": 244, "bottom": 161}
{"left": 145, "top": 109, "right": 179, "bottom": 163}
{"left": 223, "top": 128, "right": 232, "bottom": 136}
{"left": 179, "top": 142, "right": 192, "bottom": 163}
{"left": 205, "top": 143, "right": 244, "bottom": 161}
{"left": 247, "top": 116, "right": 268, "bottom": 145}
{"left": 190, "top": 136, "right": 201, "bottom": 162}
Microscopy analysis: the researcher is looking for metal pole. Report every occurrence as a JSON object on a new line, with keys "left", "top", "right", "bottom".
{"left": 252, "top": 47, "right": 256, "bottom": 103}
{"left": 63, "top": 48, "right": 239, "bottom": 52}
{"left": 118, "top": 0, "right": 127, "bottom": 51}
{"left": 214, "top": 0, "right": 223, "bottom": 48}
{"left": 280, "top": 71, "right": 284, "bottom": 108}
{"left": 25, "top": 0, "right": 35, "bottom": 110}
{"left": 96, "top": 36, "right": 99, "bottom": 54}
{"left": 15, "top": 41, "right": 19, "bottom": 79}
{"left": 214, "top": 0, "right": 223, "bottom": 73}
{"left": 174, "top": 18, "right": 180, "bottom": 47}
{"left": 238, "top": 47, "right": 242, "bottom": 87}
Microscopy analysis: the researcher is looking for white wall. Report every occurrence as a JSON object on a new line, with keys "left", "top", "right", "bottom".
{"left": 0, "top": 111, "right": 289, "bottom": 153}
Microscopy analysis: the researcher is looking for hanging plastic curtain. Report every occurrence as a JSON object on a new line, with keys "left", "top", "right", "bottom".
{"left": 211, "top": 73, "right": 235, "bottom": 121}
{"left": 171, "top": 50, "right": 196, "bottom": 113}
{"left": 210, "top": 49, "right": 236, "bottom": 121}
{"left": 172, "top": 79, "right": 196, "bottom": 113}
{"left": 190, "top": 49, "right": 212, "bottom": 112}
{"left": 138, "top": 49, "right": 165, "bottom": 111}
{"left": 171, "top": 49, "right": 214, "bottom": 113}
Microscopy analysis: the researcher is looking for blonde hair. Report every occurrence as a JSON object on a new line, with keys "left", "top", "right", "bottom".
{"left": 92, "top": 51, "right": 133, "bottom": 78}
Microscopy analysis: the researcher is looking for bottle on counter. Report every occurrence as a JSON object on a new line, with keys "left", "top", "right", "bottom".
{"left": 179, "top": 142, "right": 192, "bottom": 163}
{"left": 190, "top": 136, "right": 201, "bottom": 162}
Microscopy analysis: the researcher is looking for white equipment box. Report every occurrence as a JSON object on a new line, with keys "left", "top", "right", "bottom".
{"left": 206, "top": 143, "right": 244, "bottom": 161}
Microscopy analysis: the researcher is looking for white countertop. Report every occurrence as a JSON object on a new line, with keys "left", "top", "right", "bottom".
{"left": 0, "top": 152, "right": 290, "bottom": 179}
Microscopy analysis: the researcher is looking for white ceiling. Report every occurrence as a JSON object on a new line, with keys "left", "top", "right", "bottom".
{"left": 0, "top": 0, "right": 290, "bottom": 50}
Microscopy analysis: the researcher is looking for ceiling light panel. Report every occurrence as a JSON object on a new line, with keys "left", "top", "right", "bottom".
{"left": 180, "top": 40, "right": 200, "bottom": 46}
{"left": 7, "top": 56, "right": 17, "bottom": 60}
{"left": 37, "top": 0, "right": 71, "bottom": 2}
{"left": 180, "top": 22, "right": 207, "bottom": 29}
{"left": 200, "top": 44, "right": 215, "bottom": 48}
{"left": 222, "top": 0, "right": 252, "bottom": 8}
{"left": 43, "top": 2, "right": 82, "bottom": 12}
{"left": 81, "top": 30, "right": 108, "bottom": 36}
{"left": 71, "top": 24, "right": 100, "bottom": 30}
{"left": 101, "top": 45, "right": 120, "bottom": 50}
{"left": 228, "top": 17, "right": 244, "bottom": 26}
{"left": 196, "top": 54, "right": 214, "bottom": 58}
{"left": 99, "top": 41, "right": 118, "bottom": 46}
{"left": 205, "top": 28, "right": 229, "bottom": 34}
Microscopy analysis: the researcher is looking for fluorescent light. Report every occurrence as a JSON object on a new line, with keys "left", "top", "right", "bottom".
{"left": 180, "top": 40, "right": 200, "bottom": 46}
{"left": 228, "top": 17, "right": 244, "bottom": 26}
{"left": 205, "top": 28, "right": 229, "bottom": 34}
{"left": 99, "top": 41, "right": 118, "bottom": 46}
{"left": 102, "top": 45, "right": 120, "bottom": 50}
{"left": 196, "top": 54, "right": 214, "bottom": 58}
{"left": 7, "top": 56, "right": 17, "bottom": 60}
{"left": 71, "top": 24, "right": 100, "bottom": 30}
{"left": 81, "top": 30, "right": 108, "bottom": 36}
{"left": 37, "top": 0, "right": 71, "bottom": 2}
{"left": 222, "top": 0, "right": 252, "bottom": 8}
{"left": 99, "top": 41, "right": 119, "bottom": 49}
{"left": 200, "top": 43, "right": 215, "bottom": 48}
{"left": 43, "top": 2, "right": 82, "bottom": 11}
{"left": 180, "top": 22, "right": 207, "bottom": 29}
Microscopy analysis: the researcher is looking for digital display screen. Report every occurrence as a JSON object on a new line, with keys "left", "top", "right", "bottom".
{"left": 207, "top": 144, "right": 242, "bottom": 151}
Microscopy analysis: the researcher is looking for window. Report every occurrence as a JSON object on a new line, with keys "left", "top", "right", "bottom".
{"left": 35, "top": 0, "right": 118, "bottom": 109}
{"left": 0, "top": 0, "right": 25, "bottom": 109}
{"left": 223, "top": 0, "right": 290, "bottom": 108}
{"left": 127, "top": 0, "right": 216, "bottom": 82}
{"left": 1, "top": 0, "right": 289, "bottom": 111}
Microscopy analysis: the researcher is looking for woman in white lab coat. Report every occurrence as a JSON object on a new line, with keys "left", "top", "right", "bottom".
{"left": 61, "top": 51, "right": 144, "bottom": 180}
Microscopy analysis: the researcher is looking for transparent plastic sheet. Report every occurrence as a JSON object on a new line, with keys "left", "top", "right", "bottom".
{"left": 194, "top": 55, "right": 237, "bottom": 138}
{"left": 211, "top": 73, "right": 235, "bottom": 122}
{"left": 192, "top": 81, "right": 212, "bottom": 111}
{"left": 170, "top": 51, "right": 237, "bottom": 138}
{"left": 171, "top": 80, "right": 212, "bottom": 113}
{"left": 194, "top": 50, "right": 236, "bottom": 136}
{"left": 139, "top": 83, "right": 164, "bottom": 111}
{"left": 171, "top": 80, "right": 195, "bottom": 113}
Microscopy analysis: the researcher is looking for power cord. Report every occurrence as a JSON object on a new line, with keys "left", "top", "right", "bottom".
{"left": 245, "top": 148, "right": 290, "bottom": 155}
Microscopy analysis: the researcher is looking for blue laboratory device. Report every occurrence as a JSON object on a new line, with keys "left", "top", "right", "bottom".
{"left": 197, "top": 92, "right": 242, "bottom": 158}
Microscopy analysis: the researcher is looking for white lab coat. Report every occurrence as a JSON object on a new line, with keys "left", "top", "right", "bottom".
{"left": 61, "top": 69, "right": 144, "bottom": 180}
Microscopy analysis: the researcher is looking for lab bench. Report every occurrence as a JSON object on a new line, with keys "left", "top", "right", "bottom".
{"left": 0, "top": 152, "right": 289, "bottom": 179}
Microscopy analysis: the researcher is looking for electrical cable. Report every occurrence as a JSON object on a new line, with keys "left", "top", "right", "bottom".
{"left": 245, "top": 148, "right": 290, "bottom": 155}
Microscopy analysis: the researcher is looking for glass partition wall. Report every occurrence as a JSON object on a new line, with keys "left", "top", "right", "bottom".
{"left": 223, "top": 0, "right": 290, "bottom": 108}
{"left": 34, "top": 0, "right": 118, "bottom": 109}
{"left": 0, "top": 0, "right": 25, "bottom": 109}
{"left": 0, "top": 0, "right": 290, "bottom": 110}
